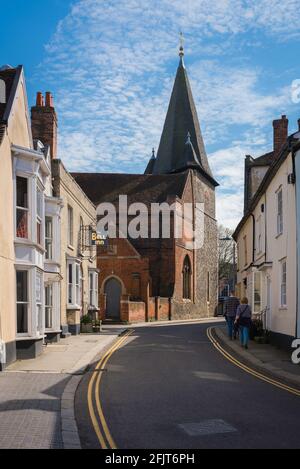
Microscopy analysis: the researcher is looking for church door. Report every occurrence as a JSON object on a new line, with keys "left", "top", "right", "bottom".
{"left": 105, "top": 278, "right": 122, "bottom": 320}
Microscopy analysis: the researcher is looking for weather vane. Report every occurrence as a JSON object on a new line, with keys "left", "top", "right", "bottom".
{"left": 179, "top": 32, "right": 184, "bottom": 57}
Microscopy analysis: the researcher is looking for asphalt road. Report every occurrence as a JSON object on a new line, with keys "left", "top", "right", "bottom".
{"left": 75, "top": 322, "right": 300, "bottom": 449}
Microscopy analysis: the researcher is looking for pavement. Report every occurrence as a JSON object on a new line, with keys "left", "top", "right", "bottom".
{"left": 214, "top": 325, "right": 300, "bottom": 389}
{"left": 75, "top": 321, "right": 300, "bottom": 449}
{"left": 0, "top": 326, "right": 125, "bottom": 449}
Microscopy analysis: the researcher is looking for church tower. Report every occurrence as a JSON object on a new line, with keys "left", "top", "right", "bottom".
{"left": 145, "top": 39, "right": 219, "bottom": 318}
{"left": 145, "top": 40, "right": 218, "bottom": 187}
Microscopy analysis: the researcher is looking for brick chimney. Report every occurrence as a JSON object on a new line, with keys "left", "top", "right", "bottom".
{"left": 273, "top": 115, "right": 288, "bottom": 157}
{"left": 31, "top": 92, "right": 57, "bottom": 159}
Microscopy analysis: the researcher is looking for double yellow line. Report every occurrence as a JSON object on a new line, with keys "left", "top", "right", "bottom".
{"left": 87, "top": 330, "right": 134, "bottom": 449}
{"left": 207, "top": 327, "right": 300, "bottom": 397}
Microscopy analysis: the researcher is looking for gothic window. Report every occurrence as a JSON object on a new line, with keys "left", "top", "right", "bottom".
{"left": 182, "top": 256, "right": 192, "bottom": 300}
{"left": 0, "top": 79, "right": 5, "bottom": 104}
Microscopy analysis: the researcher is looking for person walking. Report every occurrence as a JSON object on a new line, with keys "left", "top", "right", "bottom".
{"left": 235, "top": 297, "right": 252, "bottom": 349}
{"left": 224, "top": 291, "right": 240, "bottom": 340}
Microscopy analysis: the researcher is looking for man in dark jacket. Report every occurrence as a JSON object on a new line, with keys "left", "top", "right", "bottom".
{"left": 224, "top": 291, "right": 240, "bottom": 340}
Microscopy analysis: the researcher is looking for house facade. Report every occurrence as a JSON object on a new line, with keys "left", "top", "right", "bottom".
{"left": 0, "top": 68, "right": 99, "bottom": 371}
{"left": 234, "top": 116, "right": 300, "bottom": 350}
{"left": 31, "top": 93, "right": 99, "bottom": 337}
{"left": 0, "top": 66, "right": 63, "bottom": 368}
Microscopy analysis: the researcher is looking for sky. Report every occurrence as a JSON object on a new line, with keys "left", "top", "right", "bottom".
{"left": 1, "top": 0, "right": 300, "bottom": 229}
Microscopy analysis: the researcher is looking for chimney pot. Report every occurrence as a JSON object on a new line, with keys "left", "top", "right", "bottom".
{"left": 45, "top": 91, "right": 54, "bottom": 107}
{"left": 36, "top": 92, "right": 44, "bottom": 107}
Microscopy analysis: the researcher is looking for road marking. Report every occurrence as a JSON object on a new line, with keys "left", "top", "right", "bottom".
{"left": 87, "top": 330, "right": 134, "bottom": 449}
{"left": 207, "top": 327, "right": 300, "bottom": 398}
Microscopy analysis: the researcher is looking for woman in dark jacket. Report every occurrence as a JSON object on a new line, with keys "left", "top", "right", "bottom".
{"left": 235, "top": 297, "right": 252, "bottom": 349}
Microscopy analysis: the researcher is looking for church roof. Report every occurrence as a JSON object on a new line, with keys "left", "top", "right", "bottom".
{"left": 72, "top": 172, "right": 189, "bottom": 207}
{"left": 151, "top": 55, "right": 217, "bottom": 186}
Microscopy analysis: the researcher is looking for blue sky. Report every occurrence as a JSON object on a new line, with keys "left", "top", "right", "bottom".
{"left": 1, "top": 0, "right": 300, "bottom": 228}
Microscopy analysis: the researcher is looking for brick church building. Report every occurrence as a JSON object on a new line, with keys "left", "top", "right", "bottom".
{"left": 74, "top": 47, "right": 219, "bottom": 322}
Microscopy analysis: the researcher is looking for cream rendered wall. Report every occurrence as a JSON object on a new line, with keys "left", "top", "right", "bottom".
{"left": 52, "top": 161, "right": 97, "bottom": 327}
{"left": 0, "top": 72, "right": 32, "bottom": 350}
{"left": 236, "top": 153, "right": 297, "bottom": 339}
{"left": 265, "top": 154, "right": 296, "bottom": 337}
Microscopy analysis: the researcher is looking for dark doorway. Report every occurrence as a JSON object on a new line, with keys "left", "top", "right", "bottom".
{"left": 105, "top": 278, "right": 122, "bottom": 320}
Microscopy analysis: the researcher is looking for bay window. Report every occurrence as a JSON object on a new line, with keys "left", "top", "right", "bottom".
{"left": 16, "top": 176, "right": 29, "bottom": 239}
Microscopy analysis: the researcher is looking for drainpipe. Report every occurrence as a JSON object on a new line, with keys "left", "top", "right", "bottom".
{"left": 250, "top": 214, "right": 255, "bottom": 264}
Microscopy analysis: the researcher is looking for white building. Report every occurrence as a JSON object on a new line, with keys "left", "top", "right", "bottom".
{"left": 234, "top": 116, "right": 300, "bottom": 350}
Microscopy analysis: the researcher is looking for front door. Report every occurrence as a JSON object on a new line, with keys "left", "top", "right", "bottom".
{"left": 105, "top": 278, "right": 122, "bottom": 320}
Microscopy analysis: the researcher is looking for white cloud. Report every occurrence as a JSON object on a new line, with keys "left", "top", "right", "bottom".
{"left": 35, "top": 0, "right": 300, "bottom": 229}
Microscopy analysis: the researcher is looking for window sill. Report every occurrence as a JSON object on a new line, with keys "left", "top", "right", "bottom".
{"left": 275, "top": 232, "right": 283, "bottom": 239}
{"left": 67, "top": 304, "right": 81, "bottom": 311}
{"left": 279, "top": 306, "right": 287, "bottom": 311}
{"left": 68, "top": 244, "right": 75, "bottom": 251}
{"left": 16, "top": 335, "right": 46, "bottom": 341}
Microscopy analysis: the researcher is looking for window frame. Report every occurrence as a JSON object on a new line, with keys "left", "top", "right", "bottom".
{"left": 16, "top": 176, "right": 29, "bottom": 240}
{"left": 276, "top": 187, "right": 283, "bottom": 236}
{"left": 16, "top": 269, "right": 30, "bottom": 336}
{"left": 68, "top": 205, "right": 74, "bottom": 247}
{"left": 89, "top": 271, "right": 99, "bottom": 308}
{"left": 182, "top": 256, "right": 192, "bottom": 300}
{"left": 45, "top": 284, "right": 53, "bottom": 330}
{"left": 253, "top": 271, "right": 262, "bottom": 314}
{"left": 36, "top": 185, "right": 43, "bottom": 246}
{"left": 45, "top": 216, "right": 53, "bottom": 260}
{"left": 67, "top": 260, "right": 82, "bottom": 308}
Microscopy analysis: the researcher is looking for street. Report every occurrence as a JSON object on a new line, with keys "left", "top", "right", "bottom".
{"left": 75, "top": 322, "right": 300, "bottom": 449}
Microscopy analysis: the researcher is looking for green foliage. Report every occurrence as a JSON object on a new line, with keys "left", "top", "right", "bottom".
{"left": 81, "top": 314, "right": 93, "bottom": 325}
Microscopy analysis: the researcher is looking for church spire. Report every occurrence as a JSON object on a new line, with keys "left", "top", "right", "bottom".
{"left": 179, "top": 32, "right": 185, "bottom": 67}
{"left": 151, "top": 42, "right": 218, "bottom": 186}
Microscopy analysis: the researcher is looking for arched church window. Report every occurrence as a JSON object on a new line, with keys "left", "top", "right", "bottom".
{"left": 182, "top": 255, "right": 192, "bottom": 300}
{"left": 0, "top": 79, "right": 6, "bottom": 104}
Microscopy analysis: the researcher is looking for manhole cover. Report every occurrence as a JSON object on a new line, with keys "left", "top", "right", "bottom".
{"left": 179, "top": 419, "right": 237, "bottom": 437}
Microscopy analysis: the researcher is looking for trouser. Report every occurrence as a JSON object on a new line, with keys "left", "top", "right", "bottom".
{"left": 240, "top": 325, "right": 250, "bottom": 346}
{"left": 226, "top": 317, "right": 236, "bottom": 339}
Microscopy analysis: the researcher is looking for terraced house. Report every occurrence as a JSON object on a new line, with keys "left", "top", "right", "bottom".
{"left": 0, "top": 66, "right": 99, "bottom": 370}
{"left": 0, "top": 66, "right": 63, "bottom": 367}
{"left": 31, "top": 93, "right": 99, "bottom": 338}
{"left": 234, "top": 116, "right": 300, "bottom": 350}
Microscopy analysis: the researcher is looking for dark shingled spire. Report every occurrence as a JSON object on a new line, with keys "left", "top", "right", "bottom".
{"left": 144, "top": 148, "right": 156, "bottom": 174}
{"left": 152, "top": 49, "right": 217, "bottom": 185}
